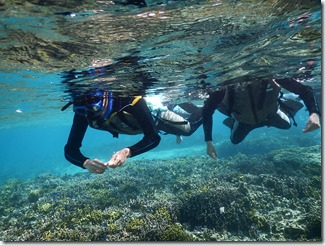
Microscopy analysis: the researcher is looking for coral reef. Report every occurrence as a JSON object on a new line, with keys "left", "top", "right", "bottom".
{"left": 0, "top": 145, "right": 321, "bottom": 241}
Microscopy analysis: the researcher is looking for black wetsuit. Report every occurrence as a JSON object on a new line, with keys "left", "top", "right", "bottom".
{"left": 64, "top": 97, "right": 161, "bottom": 169}
{"left": 203, "top": 78, "right": 321, "bottom": 143}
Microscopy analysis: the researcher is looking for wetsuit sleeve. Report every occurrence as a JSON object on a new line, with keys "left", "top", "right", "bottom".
{"left": 202, "top": 89, "right": 225, "bottom": 142}
{"left": 276, "top": 78, "right": 321, "bottom": 117}
{"left": 64, "top": 113, "right": 89, "bottom": 169}
{"left": 125, "top": 98, "right": 161, "bottom": 157}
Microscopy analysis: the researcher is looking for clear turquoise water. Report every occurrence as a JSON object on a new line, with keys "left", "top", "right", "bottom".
{"left": 0, "top": 0, "right": 321, "bottom": 183}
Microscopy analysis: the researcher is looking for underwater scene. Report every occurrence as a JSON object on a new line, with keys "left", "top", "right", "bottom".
{"left": 0, "top": 0, "right": 322, "bottom": 242}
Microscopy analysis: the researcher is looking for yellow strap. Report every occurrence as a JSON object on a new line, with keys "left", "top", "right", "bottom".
{"left": 131, "top": 96, "right": 142, "bottom": 106}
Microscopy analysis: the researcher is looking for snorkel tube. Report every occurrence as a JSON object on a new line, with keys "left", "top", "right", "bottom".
{"left": 61, "top": 101, "right": 73, "bottom": 111}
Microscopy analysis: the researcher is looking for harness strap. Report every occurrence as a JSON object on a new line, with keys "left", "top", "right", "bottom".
{"left": 247, "top": 84, "right": 259, "bottom": 124}
{"left": 100, "top": 112, "right": 120, "bottom": 130}
{"left": 257, "top": 81, "right": 268, "bottom": 110}
{"left": 118, "top": 111, "right": 139, "bottom": 131}
{"left": 111, "top": 95, "right": 142, "bottom": 131}
{"left": 227, "top": 85, "right": 236, "bottom": 114}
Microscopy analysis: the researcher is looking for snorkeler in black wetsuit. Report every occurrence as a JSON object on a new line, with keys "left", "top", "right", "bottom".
{"left": 202, "top": 77, "right": 321, "bottom": 159}
{"left": 63, "top": 90, "right": 161, "bottom": 174}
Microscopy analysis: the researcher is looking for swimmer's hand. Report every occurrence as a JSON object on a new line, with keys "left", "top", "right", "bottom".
{"left": 206, "top": 141, "right": 217, "bottom": 159}
{"left": 303, "top": 112, "right": 321, "bottom": 133}
{"left": 106, "top": 148, "right": 131, "bottom": 168}
{"left": 83, "top": 159, "right": 107, "bottom": 174}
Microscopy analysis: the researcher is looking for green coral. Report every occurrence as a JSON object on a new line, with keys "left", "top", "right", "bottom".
{"left": 39, "top": 203, "right": 52, "bottom": 213}
{"left": 125, "top": 218, "right": 146, "bottom": 233}
{"left": 266, "top": 145, "right": 321, "bottom": 175}
{"left": 152, "top": 207, "right": 172, "bottom": 223}
{"left": 27, "top": 190, "right": 40, "bottom": 203}
{"left": 107, "top": 223, "right": 119, "bottom": 235}
{"left": 88, "top": 189, "right": 120, "bottom": 207}
{"left": 160, "top": 224, "right": 192, "bottom": 241}
{"left": 42, "top": 230, "right": 54, "bottom": 240}
{"left": 107, "top": 210, "right": 121, "bottom": 224}
{"left": 246, "top": 209, "right": 270, "bottom": 231}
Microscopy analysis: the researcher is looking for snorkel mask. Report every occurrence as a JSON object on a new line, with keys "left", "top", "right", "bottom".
{"left": 73, "top": 98, "right": 103, "bottom": 116}
{"left": 73, "top": 90, "right": 104, "bottom": 116}
{"left": 61, "top": 89, "right": 113, "bottom": 118}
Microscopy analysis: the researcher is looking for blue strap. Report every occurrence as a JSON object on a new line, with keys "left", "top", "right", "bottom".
{"left": 103, "top": 92, "right": 113, "bottom": 119}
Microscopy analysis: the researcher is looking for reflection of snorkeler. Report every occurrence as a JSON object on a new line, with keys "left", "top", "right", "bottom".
{"left": 62, "top": 55, "right": 145, "bottom": 80}
{"left": 121, "top": 0, "right": 147, "bottom": 7}
{"left": 61, "top": 54, "right": 158, "bottom": 96}
{"left": 55, "top": 0, "right": 147, "bottom": 15}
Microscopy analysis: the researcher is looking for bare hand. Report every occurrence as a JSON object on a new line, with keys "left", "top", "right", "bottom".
{"left": 83, "top": 159, "right": 107, "bottom": 174}
{"left": 303, "top": 113, "right": 321, "bottom": 133}
{"left": 206, "top": 141, "right": 217, "bottom": 159}
{"left": 106, "top": 148, "right": 131, "bottom": 168}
